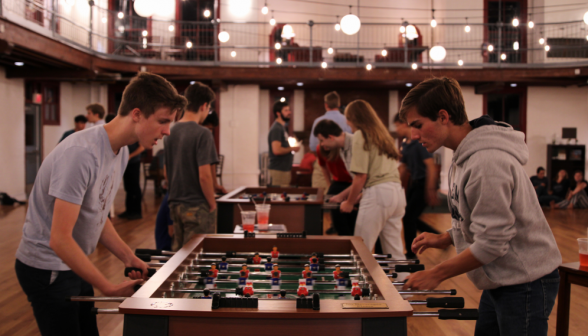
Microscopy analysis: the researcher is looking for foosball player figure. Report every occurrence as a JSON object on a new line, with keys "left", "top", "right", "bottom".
{"left": 205, "top": 270, "right": 216, "bottom": 289}
{"left": 238, "top": 264, "right": 250, "bottom": 287}
{"left": 333, "top": 264, "right": 347, "bottom": 290}
{"left": 264, "top": 257, "right": 274, "bottom": 271}
{"left": 209, "top": 263, "right": 219, "bottom": 278}
{"left": 202, "top": 289, "right": 212, "bottom": 299}
{"left": 301, "top": 192, "right": 309, "bottom": 201}
{"left": 281, "top": 192, "right": 287, "bottom": 199}
{"left": 271, "top": 264, "right": 281, "bottom": 290}
{"left": 309, "top": 253, "right": 320, "bottom": 272}
{"left": 219, "top": 256, "right": 229, "bottom": 272}
{"left": 271, "top": 246, "right": 279, "bottom": 260}
{"left": 302, "top": 264, "right": 314, "bottom": 289}
{"left": 252, "top": 252, "right": 262, "bottom": 264}
{"left": 350, "top": 280, "right": 362, "bottom": 299}
{"left": 297, "top": 279, "right": 309, "bottom": 297}
{"left": 243, "top": 281, "right": 255, "bottom": 297}
{"left": 279, "top": 290, "right": 287, "bottom": 299}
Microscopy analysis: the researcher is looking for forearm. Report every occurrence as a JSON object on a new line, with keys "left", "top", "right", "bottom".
{"left": 346, "top": 174, "right": 367, "bottom": 203}
{"left": 200, "top": 175, "right": 217, "bottom": 208}
{"left": 99, "top": 218, "right": 135, "bottom": 265}
{"left": 425, "top": 161, "right": 437, "bottom": 191}
{"left": 430, "top": 248, "right": 484, "bottom": 282}
{"left": 320, "top": 166, "right": 332, "bottom": 184}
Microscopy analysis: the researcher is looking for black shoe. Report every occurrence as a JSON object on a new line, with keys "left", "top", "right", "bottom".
{"left": 125, "top": 213, "right": 143, "bottom": 220}
{"left": 326, "top": 227, "right": 337, "bottom": 235}
{"left": 117, "top": 211, "right": 130, "bottom": 218}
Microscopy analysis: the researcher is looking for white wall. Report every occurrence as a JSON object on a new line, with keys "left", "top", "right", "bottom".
{"left": 527, "top": 86, "right": 588, "bottom": 178}
{"left": 0, "top": 67, "right": 25, "bottom": 200}
{"left": 292, "top": 89, "right": 305, "bottom": 164}
{"left": 220, "top": 84, "right": 261, "bottom": 190}
{"left": 258, "top": 89, "right": 270, "bottom": 154}
{"left": 43, "top": 82, "right": 108, "bottom": 159}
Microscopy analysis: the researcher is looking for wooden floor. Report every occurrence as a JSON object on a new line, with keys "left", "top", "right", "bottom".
{"left": 1, "top": 186, "right": 587, "bottom": 336}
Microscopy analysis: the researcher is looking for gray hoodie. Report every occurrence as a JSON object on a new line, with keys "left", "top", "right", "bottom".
{"left": 447, "top": 117, "right": 561, "bottom": 290}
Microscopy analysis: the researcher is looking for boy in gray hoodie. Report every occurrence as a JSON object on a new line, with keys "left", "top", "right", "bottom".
{"left": 399, "top": 77, "right": 561, "bottom": 336}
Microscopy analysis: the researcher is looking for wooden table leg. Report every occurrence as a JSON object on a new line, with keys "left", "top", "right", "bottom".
{"left": 555, "top": 270, "right": 571, "bottom": 336}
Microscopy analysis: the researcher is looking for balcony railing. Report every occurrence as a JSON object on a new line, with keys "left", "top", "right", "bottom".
{"left": 2, "top": 0, "right": 588, "bottom": 68}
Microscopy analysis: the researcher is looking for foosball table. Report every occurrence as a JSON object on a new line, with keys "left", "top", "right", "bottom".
{"left": 76, "top": 234, "right": 477, "bottom": 336}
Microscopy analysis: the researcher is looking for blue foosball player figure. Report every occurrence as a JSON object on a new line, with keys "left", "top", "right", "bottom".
{"left": 219, "top": 256, "right": 229, "bottom": 272}
{"left": 271, "top": 264, "right": 281, "bottom": 290}
{"left": 201, "top": 289, "right": 212, "bottom": 299}
{"left": 205, "top": 270, "right": 215, "bottom": 289}
{"left": 264, "top": 257, "right": 274, "bottom": 271}
{"left": 238, "top": 264, "right": 250, "bottom": 287}
{"left": 302, "top": 264, "right": 314, "bottom": 289}
{"left": 309, "top": 252, "right": 320, "bottom": 272}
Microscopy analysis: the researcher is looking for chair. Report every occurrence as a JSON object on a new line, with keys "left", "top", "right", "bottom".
{"left": 216, "top": 154, "right": 224, "bottom": 186}
{"left": 142, "top": 156, "right": 163, "bottom": 199}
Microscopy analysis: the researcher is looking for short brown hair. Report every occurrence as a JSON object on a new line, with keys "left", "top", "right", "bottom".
{"left": 86, "top": 103, "right": 105, "bottom": 119}
{"left": 399, "top": 77, "right": 468, "bottom": 125}
{"left": 324, "top": 91, "right": 340, "bottom": 109}
{"left": 118, "top": 72, "right": 187, "bottom": 118}
{"left": 185, "top": 82, "right": 215, "bottom": 112}
{"left": 313, "top": 119, "right": 343, "bottom": 138}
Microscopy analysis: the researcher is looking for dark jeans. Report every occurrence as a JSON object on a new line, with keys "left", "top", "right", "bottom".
{"left": 123, "top": 160, "right": 142, "bottom": 215}
{"left": 155, "top": 192, "right": 173, "bottom": 250}
{"left": 538, "top": 194, "right": 563, "bottom": 206}
{"left": 535, "top": 185, "right": 547, "bottom": 198}
{"left": 328, "top": 181, "right": 358, "bottom": 236}
{"left": 15, "top": 259, "right": 99, "bottom": 336}
{"left": 475, "top": 269, "right": 559, "bottom": 336}
{"left": 403, "top": 178, "right": 439, "bottom": 257}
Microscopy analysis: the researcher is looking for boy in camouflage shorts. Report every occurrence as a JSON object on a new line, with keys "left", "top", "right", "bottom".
{"left": 165, "top": 82, "right": 218, "bottom": 250}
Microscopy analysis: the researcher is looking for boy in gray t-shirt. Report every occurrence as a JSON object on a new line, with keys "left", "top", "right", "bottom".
{"left": 165, "top": 81, "right": 219, "bottom": 250}
{"left": 15, "top": 73, "right": 187, "bottom": 336}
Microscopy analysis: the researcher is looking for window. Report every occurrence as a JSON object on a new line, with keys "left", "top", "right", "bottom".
{"left": 26, "top": 81, "right": 60, "bottom": 126}
{"left": 485, "top": 0, "right": 527, "bottom": 64}
{"left": 484, "top": 86, "right": 526, "bottom": 134}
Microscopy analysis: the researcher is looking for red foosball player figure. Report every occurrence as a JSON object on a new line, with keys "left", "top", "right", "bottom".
{"left": 271, "top": 246, "right": 279, "bottom": 260}
{"left": 243, "top": 281, "right": 255, "bottom": 297}
{"left": 252, "top": 252, "right": 262, "bottom": 264}
{"left": 271, "top": 264, "right": 281, "bottom": 290}
{"left": 238, "top": 264, "right": 250, "bottom": 287}
{"left": 297, "top": 279, "right": 309, "bottom": 297}
{"left": 209, "top": 263, "right": 219, "bottom": 278}
{"left": 333, "top": 264, "right": 347, "bottom": 290}
{"left": 350, "top": 280, "right": 362, "bottom": 299}
{"left": 302, "top": 264, "right": 314, "bottom": 289}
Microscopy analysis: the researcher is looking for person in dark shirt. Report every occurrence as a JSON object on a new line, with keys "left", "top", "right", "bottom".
{"left": 118, "top": 142, "right": 144, "bottom": 220}
{"left": 530, "top": 167, "right": 549, "bottom": 198}
{"left": 267, "top": 101, "right": 300, "bottom": 186}
{"left": 58, "top": 115, "right": 87, "bottom": 143}
{"left": 202, "top": 111, "right": 227, "bottom": 194}
{"left": 554, "top": 171, "right": 588, "bottom": 209}
{"left": 538, "top": 169, "right": 569, "bottom": 206}
{"left": 393, "top": 114, "right": 440, "bottom": 259}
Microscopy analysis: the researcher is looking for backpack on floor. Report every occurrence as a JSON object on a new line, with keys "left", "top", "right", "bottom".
{"left": 0, "top": 192, "right": 26, "bottom": 206}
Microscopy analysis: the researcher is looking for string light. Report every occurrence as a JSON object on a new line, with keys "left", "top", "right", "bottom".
{"left": 366, "top": 63, "right": 372, "bottom": 70}
{"left": 328, "top": 47, "right": 333, "bottom": 54}
{"left": 321, "top": 61, "right": 328, "bottom": 68}
{"left": 275, "top": 43, "right": 281, "bottom": 50}
{"left": 411, "top": 63, "right": 417, "bottom": 70}
{"left": 186, "top": 41, "right": 193, "bottom": 48}
{"left": 117, "top": 12, "right": 124, "bottom": 19}
{"left": 458, "top": 59, "right": 464, "bottom": 66}
{"left": 584, "top": 11, "right": 588, "bottom": 24}
{"left": 261, "top": 3, "right": 268, "bottom": 15}
{"left": 513, "top": 41, "right": 519, "bottom": 50}
{"left": 430, "top": 9, "right": 437, "bottom": 28}
{"left": 168, "top": 25, "right": 174, "bottom": 32}
{"left": 381, "top": 49, "right": 387, "bottom": 56}
{"left": 512, "top": 18, "right": 519, "bottom": 27}
{"left": 231, "top": 50, "right": 237, "bottom": 57}
{"left": 501, "top": 53, "right": 507, "bottom": 60}
{"left": 487, "top": 44, "right": 494, "bottom": 52}
{"left": 142, "top": 30, "right": 148, "bottom": 37}
{"left": 429, "top": 46, "right": 447, "bottom": 62}
{"left": 545, "top": 45, "right": 550, "bottom": 51}
{"left": 203, "top": 9, "right": 211, "bottom": 18}
{"left": 276, "top": 57, "right": 282, "bottom": 64}
{"left": 464, "top": 17, "right": 470, "bottom": 33}
{"left": 335, "top": 16, "right": 341, "bottom": 31}
{"left": 218, "top": 31, "right": 230, "bottom": 43}
{"left": 539, "top": 37, "right": 545, "bottom": 45}
{"left": 101, "top": 17, "right": 107, "bottom": 23}
{"left": 270, "top": 10, "right": 276, "bottom": 26}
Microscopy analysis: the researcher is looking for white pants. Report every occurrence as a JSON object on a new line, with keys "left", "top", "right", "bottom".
{"left": 354, "top": 182, "right": 406, "bottom": 260}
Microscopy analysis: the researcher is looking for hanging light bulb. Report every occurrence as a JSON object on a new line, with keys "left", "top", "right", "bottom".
{"left": 275, "top": 43, "right": 281, "bottom": 50}
{"left": 117, "top": 12, "right": 124, "bottom": 19}
{"left": 203, "top": 9, "right": 211, "bottom": 18}
{"left": 218, "top": 31, "right": 230, "bottom": 43}
{"left": 430, "top": 9, "right": 436, "bottom": 28}
{"left": 134, "top": 0, "right": 156, "bottom": 18}
{"left": 270, "top": 11, "right": 276, "bottom": 26}
{"left": 399, "top": 26, "right": 406, "bottom": 33}
{"left": 231, "top": 50, "right": 237, "bottom": 57}
{"left": 168, "top": 25, "right": 174, "bottom": 32}
{"left": 429, "top": 46, "right": 447, "bottom": 62}
{"left": 101, "top": 17, "right": 107, "bottom": 23}
{"left": 186, "top": 41, "right": 193, "bottom": 48}
{"left": 487, "top": 44, "right": 494, "bottom": 52}
{"left": 406, "top": 25, "right": 418, "bottom": 40}
{"left": 142, "top": 30, "right": 148, "bottom": 37}
{"left": 276, "top": 57, "right": 282, "bottom": 64}
{"left": 341, "top": 6, "right": 361, "bottom": 35}
{"left": 321, "top": 62, "right": 328, "bottom": 68}
{"left": 334, "top": 16, "right": 341, "bottom": 31}
{"left": 545, "top": 45, "right": 550, "bottom": 51}
{"left": 366, "top": 63, "right": 372, "bottom": 70}
{"left": 528, "top": 21, "right": 534, "bottom": 28}
{"left": 584, "top": 11, "right": 588, "bottom": 24}
{"left": 501, "top": 53, "right": 507, "bottom": 60}
{"left": 464, "top": 17, "right": 470, "bottom": 33}
{"left": 411, "top": 63, "right": 418, "bottom": 70}
{"left": 512, "top": 18, "right": 519, "bottom": 27}
{"left": 262, "top": 3, "right": 268, "bottom": 15}
{"left": 281, "top": 24, "right": 295, "bottom": 39}
{"left": 458, "top": 59, "right": 464, "bottom": 66}
{"left": 513, "top": 41, "right": 519, "bottom": 50}
{"left": 328, "top": 47, "right": 333, "bottom": 54}
{"left": 539, "top": 37, "right": 545, "bottom": 45}
{"left": 381, "top": 49, "right": 388, "bottom": 56}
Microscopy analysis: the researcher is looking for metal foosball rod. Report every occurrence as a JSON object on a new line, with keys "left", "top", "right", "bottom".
{"left": 124, "top": 268, "right": 396, "bottom": 279}
{"left": 412, "top": 309, "right": 479, "bottom": 320}
{"left": 136, "top": 248, "right": 400, "bottom": 260}
{"left": 166, "top": 288, "right": 456, "bottom": 296}
{"left": 195, "top": 257, "right": 419, "bottom": 265}
{"left": 187, "top": 263, "right": 361, "bottom": 271}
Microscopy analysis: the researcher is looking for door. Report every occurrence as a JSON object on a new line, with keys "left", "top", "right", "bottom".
{"left": 25, "top": 103, "right": 42, "bottom": 193}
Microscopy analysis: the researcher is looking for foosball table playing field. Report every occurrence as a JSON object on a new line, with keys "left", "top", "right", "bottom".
{"left": 73, "top": 234, "right": 478, "bottom": 336}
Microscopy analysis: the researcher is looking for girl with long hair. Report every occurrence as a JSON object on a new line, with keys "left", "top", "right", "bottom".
{"left": 339, "top": 99, "right": 406, "bottom": 259}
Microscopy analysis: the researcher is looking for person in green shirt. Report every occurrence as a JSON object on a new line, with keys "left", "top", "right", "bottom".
{"left": 338, "top": 99, "right": 406, "bottom": 259}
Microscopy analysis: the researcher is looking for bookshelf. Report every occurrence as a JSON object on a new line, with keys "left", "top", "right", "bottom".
{"left": 546, "top": 144, "right": 585, "bottom": 189}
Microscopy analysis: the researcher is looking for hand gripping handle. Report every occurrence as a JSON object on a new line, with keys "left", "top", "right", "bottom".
{"left": 438, "top": 309, "right": 479, "bottom": 320}
{"left": 135, "top": 249, "right": 163, "bottom": 256}
{"left": 394, "top": 264, "right": 425, "bottom": 273}
{"left": 124, "top": 267, "right": 156, "bottom": 277}
{"left": 426, "top": 297, "right": 465, "bottom": 308}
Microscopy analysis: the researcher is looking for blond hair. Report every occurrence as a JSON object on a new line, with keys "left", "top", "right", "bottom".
{"left": 345, "top": 100, "right": 399, "bottom": 160}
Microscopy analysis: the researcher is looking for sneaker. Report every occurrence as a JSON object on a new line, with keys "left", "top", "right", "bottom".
{"left": 326, "top": 227, "right": 337, "bottom": 235}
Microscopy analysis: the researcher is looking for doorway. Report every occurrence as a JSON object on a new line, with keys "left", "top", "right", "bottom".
{"left": 25, "top": 103, "right": 42, "bottom": 195}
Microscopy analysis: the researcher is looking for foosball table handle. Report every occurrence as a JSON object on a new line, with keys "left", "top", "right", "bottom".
{"left": 426, "top": 297, "right": 465, "bottom": 308}
{"left": 135, "top": 254, "right": 152, "bottom": 262}
{"left": 438, "top": 309, "right": 479, "bottom": 320}
{"left": 124, "top": 267, "right": 156, "bottom": 278}
{"left": 135, "top": 248, "right": 163, "bottom": 256}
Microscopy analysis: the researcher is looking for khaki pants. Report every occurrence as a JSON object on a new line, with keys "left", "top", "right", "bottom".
{"left": 170, "top": 202, "right": 217, "bottom": 251}
{"left": 311, "top": 160, "right": 329, "bottom": 195}
{"left": 269, "top": 169, "right": 291, "bottom": 187}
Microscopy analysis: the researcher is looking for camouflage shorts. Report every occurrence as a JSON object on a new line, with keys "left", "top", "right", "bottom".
{"left": 170, "top": 203, "right": 217, "bottom": 251}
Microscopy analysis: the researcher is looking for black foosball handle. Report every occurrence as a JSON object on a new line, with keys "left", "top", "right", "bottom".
{"left": 438, "top": 309, "right": 479, "bottom": 320}
{"left": 124, "top": 267, "right": 156, "bottom": 277}
{"left": 312, "top": 293, "right": 320, "bottom": 310}
{"left": 135, "top": 249, "right": 163, "bottom": 256}
{"left": 427, "top": 297, "right": 465, "bottom": 308}
{"left": 395, "top": 264, "right": 425, "bottom": 273}
{"left": 134, "top": 254, "right": 152, "bottom": 262}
